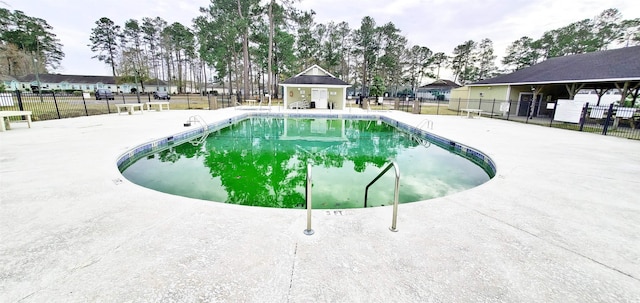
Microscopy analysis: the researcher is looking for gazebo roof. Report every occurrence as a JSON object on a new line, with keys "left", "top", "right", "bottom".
{"left": 281, "top": 65, "right": 350, "bottom": 86}
{"left": 281, "top": 75, "right": 349, "bottom": 85}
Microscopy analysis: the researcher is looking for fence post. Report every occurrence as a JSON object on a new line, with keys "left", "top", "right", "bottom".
{"left": 122, "top": 94, "right": 126, "bottom": 104}
{"left": 187, "top": 94, "right": 191, "bottom": 109}
{"left": 579, "top": 102, "right": 589, "bottom": 131}
{"left": 106, "top": 98, "right": 112, "bottom": 114}
{"left": 602, "top": 103, "right": 614, "bottom": 135}
{"left": 16, "top": 90, "right": 24, "bottom": 111}
{"left": 456, "top": 98, "right": 461, "bottom": 116}
{"left": 52, "top": 91, "right": 61, "bottom": 119}
{"left": 490, "top": 99, "right": 496, "bottom": 118}
{"left": 412, "top": 98, "right": 420, "bottom": 114}
{"left": 506, "top": 100, "right": 512, "bottom": 120}
{"left": 81, "top": 91, "right": 89, "bottom": 116}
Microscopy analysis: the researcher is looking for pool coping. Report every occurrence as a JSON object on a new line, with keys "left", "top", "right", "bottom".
{"left": 1, "top": 107, "right": 639, "bottom": 302}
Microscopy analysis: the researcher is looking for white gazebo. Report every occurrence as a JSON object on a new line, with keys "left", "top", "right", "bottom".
{"left": 280, "top": 65, "right": 351, "bottom": 110}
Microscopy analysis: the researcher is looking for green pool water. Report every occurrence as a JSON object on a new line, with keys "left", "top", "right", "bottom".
{"left": 120, "top": 117, "right": 492, "bottom": 209}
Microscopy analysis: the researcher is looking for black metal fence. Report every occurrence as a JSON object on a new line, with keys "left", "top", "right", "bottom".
{"left": 0, "top": 90, "right": 240, "bottom": 121}
{"left": 2, "top": 91, "right": 638, "bottom": 140}
{"left": 394, "top": 97, "right": 451, "bottom": 114}
{"left": 420, "top": 98, "right": 640, "bottom": 140}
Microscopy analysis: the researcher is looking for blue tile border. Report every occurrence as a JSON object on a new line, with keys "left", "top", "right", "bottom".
{"left": 117, "top": 112, "right": 497, "bottom": 178}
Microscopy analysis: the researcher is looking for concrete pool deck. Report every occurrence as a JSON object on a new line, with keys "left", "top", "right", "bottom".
{"left": 1, "top": 107, "right": 639, "bottom": 302}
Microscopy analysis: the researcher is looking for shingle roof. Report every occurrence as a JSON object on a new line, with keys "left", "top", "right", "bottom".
{"left": 143, "top": 79, "right": 168, "bottom": 86}
{"left": 419, "top": 79, "right": 460, "bottom": 89}
{"left": 18, "top": 74, "right": 116, "bottom": 84}
{"left": 281, "top": 75, "right": 350, "bottom": 86}
{"left": 1, "top": 75, "right": 18, "bottom": 82}
{"left": 471, "top": 46, "right": 640, "bottom": 86}
{"left": 15, "top": 74, "right": 170, "bottom": 86}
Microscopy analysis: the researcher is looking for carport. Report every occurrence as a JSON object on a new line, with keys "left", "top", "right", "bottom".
{"left": 452, "top": 46, "right": 640, "bottom": 118}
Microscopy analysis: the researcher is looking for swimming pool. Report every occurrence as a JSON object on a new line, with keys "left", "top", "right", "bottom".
{"left": 118, "top": 113, "right": 495, "bottom": 209}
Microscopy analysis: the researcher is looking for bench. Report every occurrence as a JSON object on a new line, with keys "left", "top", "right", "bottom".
{"left": 145, "top": 101, "right": 170, "bottom": 111}
{"left": 612, "top": 107, "right": 637, "bottom": 129}
{"left": 479, "top": 111, "right": 501, "bottom": 117}
{"left": 460, "top": 108, "right": 484, "bottom": 118}
{"left": 289, "top": 101, "right": 310, "bottom": 109}
{"left": 243, "top": 99, "right": 261, "bottom": 108}
{"left": 115, "top": 104, "right": 144, "bottom": 115}
{"left": 0, "top": 110, "right": 32, "bottom": 132}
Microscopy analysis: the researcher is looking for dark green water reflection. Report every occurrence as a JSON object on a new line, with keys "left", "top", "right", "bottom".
{"left": 121, "top": 118, "right": 491, "bottom": 209}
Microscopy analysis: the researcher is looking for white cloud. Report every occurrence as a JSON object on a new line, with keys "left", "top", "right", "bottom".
{"left": 367, "top": 0, "right": 423, "bottom": 16}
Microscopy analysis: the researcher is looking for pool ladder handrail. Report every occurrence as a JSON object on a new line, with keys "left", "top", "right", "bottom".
{"left": 416, "top": 118, "right": 433, "bottom": 130}
{"left": 186, "top": 115, "right": 210, "bottom": 145}
{"left": 411, "top": 118, "right": 433, "bottom": 148}
{"left": 304, "top": 163, "right": 314, "bottom": 235}
{"left": 364, "top": 161, "right": 401, "bottom": 232}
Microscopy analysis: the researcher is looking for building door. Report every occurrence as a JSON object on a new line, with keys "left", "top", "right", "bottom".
{"left": 311, "top": 88, "right": 328, "bottom": 109}
{"left": 517, "top": 93, "right": 543, "bottom": 117}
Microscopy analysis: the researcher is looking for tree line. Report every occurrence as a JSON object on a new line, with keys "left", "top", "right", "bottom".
{"left": 2, "top": 4, "right": 639, "bottom": 97}
{"left": 0, "top": 8, "right": 64, "bottom": 78}
{"left": 502, "top": 9, "right": 639, "bottom": 72}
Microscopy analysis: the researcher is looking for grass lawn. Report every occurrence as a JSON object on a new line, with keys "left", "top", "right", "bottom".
{"left": 367, "top": 103, "right": 459, "bottom": 115}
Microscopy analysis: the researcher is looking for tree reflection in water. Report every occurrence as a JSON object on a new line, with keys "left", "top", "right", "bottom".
{"left": 197, "top": 118, "right": 411, "bottom": 208}
{"left": 122, "top": 117, "right": 490, "bottom": 209}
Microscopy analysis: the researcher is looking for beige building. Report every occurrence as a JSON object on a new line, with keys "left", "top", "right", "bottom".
{"left": 450, "top": 46, "right": 640, "bottom": 118}
{"left": 280, "top": 65, "right": 351, "bottom": 110}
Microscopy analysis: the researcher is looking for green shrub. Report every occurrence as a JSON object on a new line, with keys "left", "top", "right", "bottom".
{"left": 370, "top": 75, "right": 386, "bottom": 98}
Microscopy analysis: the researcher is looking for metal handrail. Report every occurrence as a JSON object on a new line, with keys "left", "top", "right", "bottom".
{"left": 185, "top": 115, "right": 209, "bottom": 146}
{"left": 411, "top": 119, "right": 433, "bottom": 147}
{"left": 185, "top": 115, "right": 208, "bottom": 130}
{"left": 304, "top": 163, "right": 314, "bottom": 235}
{"left": 416, "top": 118, "right": 433, "bottom": 130}
{"left": 364, "top": 161, "right": 401, "bottom": 232}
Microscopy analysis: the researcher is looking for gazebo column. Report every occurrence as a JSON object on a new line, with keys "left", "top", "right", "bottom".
{"left": 342, "top": 87, "right": 347, "bottom": 109}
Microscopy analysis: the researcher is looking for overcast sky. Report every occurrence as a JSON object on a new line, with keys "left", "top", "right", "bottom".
{"left": 5, "top": 0, "right": 640, "bottom": 80}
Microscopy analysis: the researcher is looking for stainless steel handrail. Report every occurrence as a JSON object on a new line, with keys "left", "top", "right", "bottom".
{"left": 411, "top": 119, "right": 433, "bottom": 147}
{"left": 416, "top": 118, "right": 433, "bottom": 130}
{"left": 364, "top": 161, "right": 401, "bottom": 232}
{"left": 303, "top": 163, "right": 314, "bottom": 235}
{"left": 185, "top": 115, "right": 208, "bottom": 129}
{"left": 185, "top": 115, "right": 210, "bottom": 146}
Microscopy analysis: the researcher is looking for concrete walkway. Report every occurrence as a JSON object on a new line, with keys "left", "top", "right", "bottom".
{"left": 1, "top": 107, "right": 639, "bottom": 302}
